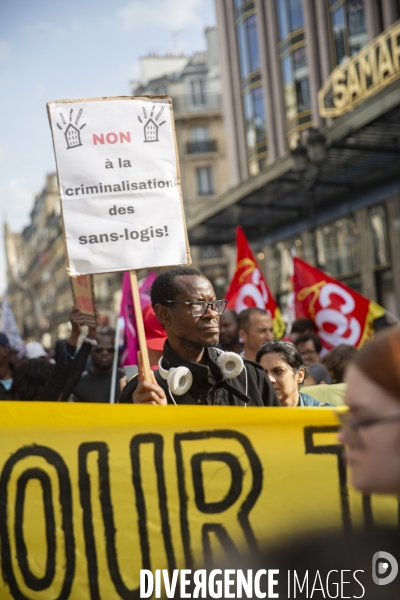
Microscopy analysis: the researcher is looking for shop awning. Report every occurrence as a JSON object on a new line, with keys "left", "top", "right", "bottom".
{"left": 187, "top": 78, "right": 400, "bottom": 247}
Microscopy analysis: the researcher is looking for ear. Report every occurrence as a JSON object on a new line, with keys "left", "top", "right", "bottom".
{"left": 154, "top": 303, "right": 170, "bottom": 327}
{"left": 296, "top": 367, "right": 305, "bottom": 385}
{"left": 238, "top": 328, "right": 247, "bottom": 344}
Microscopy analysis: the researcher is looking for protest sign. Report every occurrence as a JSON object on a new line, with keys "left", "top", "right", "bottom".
{"left": 48, "top": 95, "right": 191, "bottom": 381}
{"left": 70, "top": 274, "right": 96, "bottom": 327}
{"left": 0, "top": 403, "right": 397, "bottom": 599}
{"left": 47, "top": 96, "right": 190, "bottom": 276}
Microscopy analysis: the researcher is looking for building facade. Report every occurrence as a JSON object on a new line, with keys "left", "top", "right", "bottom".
{"left": 132, "top": 28, "right": 233, "bottom": 296}
{"left": 187, "top": 0, "right": 400, "bottom": 316}
{"left": 4, "top": 174, "right": 122, "bottom": 346}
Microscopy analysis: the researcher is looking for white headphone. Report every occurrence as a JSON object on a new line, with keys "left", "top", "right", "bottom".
{"left": 158, "top": 351, "right": 244, "bottom": 398}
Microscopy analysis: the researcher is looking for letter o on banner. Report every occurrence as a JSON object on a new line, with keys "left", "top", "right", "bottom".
{"left": 0, "top": 446, "right": 75, "bottom": 599}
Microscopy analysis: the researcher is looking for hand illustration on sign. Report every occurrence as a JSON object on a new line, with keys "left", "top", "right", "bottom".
{"left": 138, "top": 105, "right": 166, "bottom": 142}
{"left": 56, "top": 108, "right": 86, "bottom": 149}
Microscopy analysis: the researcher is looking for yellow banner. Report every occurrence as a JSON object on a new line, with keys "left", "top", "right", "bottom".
{"left": 0, "top": 403, "right": 397, "bottom": 599}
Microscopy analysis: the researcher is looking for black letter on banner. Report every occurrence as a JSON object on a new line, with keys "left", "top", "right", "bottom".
{"left": 79, "top": 436, "right": 175, "bottom": 600}
{"left": 304, "top": 426, "right": 353, "bottom": 532}
{"left": 0, "top": 445, "right": 75, "bottom": 600}
{"left": 174, "top": 430, "right": 263, "bottom": 568}
{"left": 191, "top": 452, "right": 243, "bottom": 513}
{"left": 15, "top": 469, "right": 56, "bottom": 591}
{"left": 130, "top": 435, "right": 176, "bottom": 573}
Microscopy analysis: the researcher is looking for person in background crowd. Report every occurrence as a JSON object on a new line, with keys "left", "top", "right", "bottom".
{"left": 54, "top": 338, "right": 68, "bottom": 363}
{"left": 303, "top": 362, "right": 332, "bottom": 386}
{"left": 288, "top": 317, "right": 316, "bottom": 342}
{"left": 322, "top": 344, "right": 357, "bottom": 384}
{"left": 0, "top": 333, "right": 13, "bottom": 399}
{"left": 24, "top": 341, "right": 49, "bottom": 360}
{"left": 218, "top": 308, "right": 242, "bottom": 354}
{"left": 8, "top": 347, "right": 24, "bottom": 371}
{"left": 10, "top": 307, "right": 96, "bottom": 401}
{"left": 119, "top": 267, "right": 279, "bottom": 407}
{"left": 238, "top": 307, "right": 274, "bottom": 362}
{"left": 339, "top": 326, "right": 400, "bottom": 496}
{"left": 295, "top": 333, "right": 322, "bottom": 365}
{"left": 256, "top": 340, "right": 332, "bottom": 407}
{"left": 10, "top": 359, "right": 54, "bottom": 400}
{"left": 143, "top": 303, "right": 167, "bottom": 367}
{"left": 71, "top": 329, "right": 124, "bottom": 403}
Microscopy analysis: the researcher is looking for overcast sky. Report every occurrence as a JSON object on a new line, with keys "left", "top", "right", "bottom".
{"left": 0, "top": 0, "right": 216, "bottom": 293}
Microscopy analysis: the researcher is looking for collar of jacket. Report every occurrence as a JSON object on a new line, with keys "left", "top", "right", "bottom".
{"left": 161, "top": 340, "right": 222, "bottom": 383}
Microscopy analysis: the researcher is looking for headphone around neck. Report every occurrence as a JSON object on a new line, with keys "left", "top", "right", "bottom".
{"left": 158, "top": 350, "right": 245, "bottom": 399}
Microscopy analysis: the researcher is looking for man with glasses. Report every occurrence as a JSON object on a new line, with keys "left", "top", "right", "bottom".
{"left": 294, "top": 333, "right": 322, "bottom": 366}
{"left": 119, "top": 267, "right": 279, "bottom": 407}
{"left": 71, "top": 330, "right": 124, "bottom": 403}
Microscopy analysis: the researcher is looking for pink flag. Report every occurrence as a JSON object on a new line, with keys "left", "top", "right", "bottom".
{"left": 119, "top": 271, "right": 157, "bottom": 366}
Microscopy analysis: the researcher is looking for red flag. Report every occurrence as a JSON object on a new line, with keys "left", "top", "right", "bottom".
{"left": 225, "top": 227, "right": 285, "bottom": 338}
{"left": 294, "top": 257, "right": 385, "bottom": 349}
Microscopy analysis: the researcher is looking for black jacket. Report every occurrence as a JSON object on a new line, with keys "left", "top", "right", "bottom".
{"left": 119, "top": 341, "right": 279, "bottom": 407}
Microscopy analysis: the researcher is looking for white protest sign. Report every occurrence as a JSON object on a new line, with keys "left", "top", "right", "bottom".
{"left": 47, "top": 96, "right": 191, "bottom": 276}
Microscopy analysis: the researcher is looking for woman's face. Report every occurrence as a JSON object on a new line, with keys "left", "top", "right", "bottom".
{"left": 259, "top": 352, "right": 304, "bottom": 406}
{"left": 339, "top": 365, "right": 400, "bottom": 495}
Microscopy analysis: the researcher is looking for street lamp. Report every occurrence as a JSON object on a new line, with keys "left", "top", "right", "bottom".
{"left": 306, "top": 128, "right": 327, "bottom": 165}
{"left": 291, "top": 128, "right": 327, "bottom": 269}
{"left": 290, "top": 142, "right": 308, "bottom": 173}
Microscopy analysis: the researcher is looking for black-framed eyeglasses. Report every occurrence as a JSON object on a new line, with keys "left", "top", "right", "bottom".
{"left": 94, "top": 346, "right": 115, "bottom": 354}
{"left": 337, "top": 411, "right": 400, "bottom": 448}
{"left": 162, "top": 299, "right": 227, "bottom": 318}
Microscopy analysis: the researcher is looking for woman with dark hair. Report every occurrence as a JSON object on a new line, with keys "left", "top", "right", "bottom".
{"left": 256, "top": 340, "right": 333, "bottom": 407}
{"left": 10, "top": 359, "right": 54, "bottom": 400}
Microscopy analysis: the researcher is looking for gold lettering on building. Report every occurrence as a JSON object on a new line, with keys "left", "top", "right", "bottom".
{"left": 319, "top": 20, "right": 400, "bottom": 118}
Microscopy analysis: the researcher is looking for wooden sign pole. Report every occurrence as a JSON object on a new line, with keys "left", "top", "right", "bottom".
{"left": 129, "top": 270, "right": 152, "bottom": 382}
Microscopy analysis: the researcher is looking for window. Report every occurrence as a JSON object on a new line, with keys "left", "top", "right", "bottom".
{"left": 332, "top": 6, "right": 347, "bottom": 64}
{"left": 287, "top": 0, "right": 303, "bottom": 31}
{"left": 277, "top": 0, "right": 311, "bottom": 141}
{"left": 369, "top": 206, "right": 391, "bottom": 267}
{"left": 196, "top": 167, "right": 214, "bottom": 195}
{"left": 190, "top": 79, "right": 206, "bottom": 106}
{"left": 243, "top": 85, "right": 266, "bottom": 150}
{"left": 316, "top": 218, "right": 360, "bottom": 277}
{"left": 247, "top": 15, "right": 260, "bottom": 73}
{"left": 235, "top": 4, "right": 267, "bottom": 173}
{"left": 328, "top": 0, "right": 368, "bottom": 65}
{"left": 191, "top": 126, "right": 209, "bottom": 141}
{"left": 277, "top": 0, "right": 304, "bottom": 40}
{"left": 199, "top": 245, "right": 222, "bottom": 259}
{"left": 236, "top": 14, "right": 261, "bottom": 79}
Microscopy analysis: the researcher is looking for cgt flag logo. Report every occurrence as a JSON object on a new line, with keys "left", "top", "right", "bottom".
{"left": 293, "top": 257, "right": 385, "bottom": 349}
{"left": 225, "top": 226, "right": 286, "bottom": 339}
{"left": 372, "top": 551, "right": 399, "bottom": 586}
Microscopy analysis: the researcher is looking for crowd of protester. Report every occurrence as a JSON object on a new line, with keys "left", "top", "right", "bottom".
{"left": 0, "top": 266, "right": 397, "bottom": 410}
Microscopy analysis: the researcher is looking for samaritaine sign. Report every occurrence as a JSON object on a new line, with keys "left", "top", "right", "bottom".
{"left": 319, "top": 20, "right": 400, "bottom": 118}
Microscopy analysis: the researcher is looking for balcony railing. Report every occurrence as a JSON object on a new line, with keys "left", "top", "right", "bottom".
{"left": 171, "top": 94, "right": 222, "bottom": 114}
{"left": 186, "top": 140, "right": 218, "bottom": 154}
